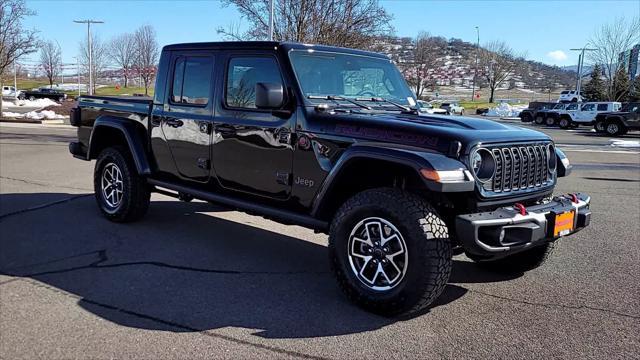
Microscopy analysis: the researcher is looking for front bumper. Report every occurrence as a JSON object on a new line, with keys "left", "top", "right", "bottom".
{"left": 456, "top": 193, "right": 591, "bottom": 259}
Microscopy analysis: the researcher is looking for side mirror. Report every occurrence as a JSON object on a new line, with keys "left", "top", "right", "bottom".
{"left": 255, "top": 82, "right": 284, "bottom": 109}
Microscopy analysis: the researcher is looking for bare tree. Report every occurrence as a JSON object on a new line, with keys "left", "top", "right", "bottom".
{"left": 218, "top": 0, "right": 393, "bottom": 50}
{"left": 0, "top": 0, "right": 38, "bottom": 114}
{"left": 401, "top": 33, "right": 444, "bottom": 98}
{"left": 588, "top": 16, "right": 640, "bottom": 100}
{"left": 478, "top": 40, "right": 523, "bottom": 103}
{"left": 110, "top": 33, "right": 136, "bottom": 88}
{"left": 39, "top": 40, "right": 62, "bottom": 87}
{"left": 79, "top": 34, "right": 108, "bottom": 94}
{"left": 133, "top": 25, "right": 158, "bottom": 95}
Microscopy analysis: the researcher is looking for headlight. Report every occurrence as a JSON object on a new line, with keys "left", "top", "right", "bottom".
{"left": 547, "top": 144, "right": 557, "bottom": 172}
{"left": 470, "top": 148, "right": 495, "bottom": 182}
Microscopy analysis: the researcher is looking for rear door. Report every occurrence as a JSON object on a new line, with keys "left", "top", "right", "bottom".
{"left": 210, "top": 53, "right": 294, "bottom": 199}
{"left": 154, "top": 52, "right": 216, "bottom": 182}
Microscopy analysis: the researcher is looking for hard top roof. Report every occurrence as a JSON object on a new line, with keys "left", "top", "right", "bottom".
{"left": 162, "top": 41, "right": 389, "bottom": 59}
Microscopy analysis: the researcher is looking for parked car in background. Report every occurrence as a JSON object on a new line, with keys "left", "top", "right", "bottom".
{"left": 1, "top": 85, "right": 23, "bottom": 99}
{"left": 544, "top": 102, "right": 580, "bottom": 126}
{"left": 440, "top": 101, "right": 464, "bottom": 115}
{"left": 20, "top": 88, "right": 67, "bottom": 102}
{"left": 518, "top": 101, "right": 557, "bottom": 123}
{"left": 558, "top": 90, "right": 583, "bottom": 103}
{"left": 554, "top": 102, "right": 622, "bottom": 129}
{"left": 417, "top": 100, "right": 448, "bottom": 115}
{"left": 594, "top": 102, "right": 640, "bottom": 133}
{"left": 599, "top": 102, "right": 640, "bottom": 136}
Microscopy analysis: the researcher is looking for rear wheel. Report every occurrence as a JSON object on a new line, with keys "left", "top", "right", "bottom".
{"left": 472, "top": 242, "right": 555, "bottom": 273}
{"left": 329, "top": 188, "right": 452, "bottom": 316}
{"left": 460, "top": 109, "right": 464, "bottom": 115}
{"left": 94, "top": 146, "right": 150, "bottom": 222}
{"left": 28, "top": 96, "right": 35, "bottom": 101}
{"left": 534, "top": 115, "right": 544, "bottom": 124}
{"left": 521, "top": 113, "right": 533, "bottom": 122}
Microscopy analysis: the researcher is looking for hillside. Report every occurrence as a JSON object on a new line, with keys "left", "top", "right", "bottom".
{"left": 377, "top": 36, "right": 577, "bottom": 94}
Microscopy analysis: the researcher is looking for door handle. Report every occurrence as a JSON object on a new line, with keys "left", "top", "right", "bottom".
{"left": 150, "top": 117, "right": 161, "bottom": 126}
{"left": 165, "top": 119, "right": 184, "bottom": 128}
{"left": 215, "top": 125, "right": 236, "bottom": 136}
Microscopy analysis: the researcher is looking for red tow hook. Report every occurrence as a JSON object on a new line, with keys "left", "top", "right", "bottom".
{"left": 568, "top": 193, "right": 579, "bottom": 204}
{"left": 514, "top": 203, "right": 527, "bottom": 216}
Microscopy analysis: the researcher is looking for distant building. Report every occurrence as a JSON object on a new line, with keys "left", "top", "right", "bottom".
{"left": 619, "top": 44, "right": 640, "bottom": 79}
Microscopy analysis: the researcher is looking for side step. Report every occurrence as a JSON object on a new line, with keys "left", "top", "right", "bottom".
{"left": 147, "top": 178, "right": 328, "bottom": 231}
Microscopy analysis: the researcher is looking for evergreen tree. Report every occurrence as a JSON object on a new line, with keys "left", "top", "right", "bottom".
{"left": 612, "top": 66, "right": 630, "bottom": 102}
{"left": 582, "top": 64, "right": 606, "bottom": 101}
{"left": 629, "top": 76, "right": 640, "bottom": 102}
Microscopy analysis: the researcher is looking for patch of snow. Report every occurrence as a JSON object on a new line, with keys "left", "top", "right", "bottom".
{"left": 13, "top": 98, "right": 60, "bottom": 108}
{"left": 23, "top": 110, "right": 65, "bottom": 120}
{"left": 609, "top": 139, "right": 640, "bottom": 148}
{"left": 484, "top": 103, "right": 528, "bottom": 117}
{"left": 1, "top": 111, "right": 23, "bottom": 118}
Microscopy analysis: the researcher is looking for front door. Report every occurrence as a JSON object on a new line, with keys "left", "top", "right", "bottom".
{"left": 156, "top": 53, "right": 215, "bottom": 182}
{"left": 211, "top": 54, "right": 294, "bottom": 199}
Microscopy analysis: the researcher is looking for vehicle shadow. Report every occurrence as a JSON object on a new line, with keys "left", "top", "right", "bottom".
{"left": 0, "top": 192, "right": 521, "bottom": 339}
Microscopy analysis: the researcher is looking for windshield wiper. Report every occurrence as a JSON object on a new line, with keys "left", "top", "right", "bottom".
{"left": 355, "top": 97, "right": 418, "bottom": 114}
{"left": 308, "top": 95, "right": 372, "bottom": 110}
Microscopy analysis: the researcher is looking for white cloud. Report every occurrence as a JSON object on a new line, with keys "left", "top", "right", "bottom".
{"left": 546, "top": 50, "right": 568, "bottom": 62}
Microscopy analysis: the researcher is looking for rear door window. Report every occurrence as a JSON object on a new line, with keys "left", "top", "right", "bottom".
{"left": 597, "top": 104, "right": 608, "bottom": 111}
{"left": 581, "top": 104, "right": 595, "bottom": 111}
{"left": 171, "top": 56, "right": 214, "bottom": 106}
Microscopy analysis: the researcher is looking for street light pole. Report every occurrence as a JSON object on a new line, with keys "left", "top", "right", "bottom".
{"left": 570, "top": 47, "right": 596, "bottom": 101}
{"left": 74, "top": 56, "right": 80, "bottom": 97}
{"left": 74, "top": 19, "right": 104, "bottom": 95}
{"left": 471, "top": 26, "right": 479, "bottom": 101}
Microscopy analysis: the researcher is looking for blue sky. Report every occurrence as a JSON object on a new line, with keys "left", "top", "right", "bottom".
{"left": 22, "top": 0, "right": 640, "bottom": 69}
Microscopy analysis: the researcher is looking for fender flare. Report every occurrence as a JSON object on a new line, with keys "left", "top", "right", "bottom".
{"left": 310, "top": 144, "right": 474, "bottom": 217}
{"left": 87, "top": 115, "right": 152, "bottom": 175}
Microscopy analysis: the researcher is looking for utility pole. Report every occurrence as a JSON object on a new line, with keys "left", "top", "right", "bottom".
{"left": 74, "top": 19, "right": 104, "bottom": 95}
{"left": 570, "top": 47, "right": 596, "bottom": 101}
{"left": 13, "top": 60, "right": 17, "bottom": 96}
{"left": 268, "top": 0, "right": 274, "bottom": 41}
{"left": 74, "top": 56, "right": 80, "bottom": 97}
{"left": 471, "top": 26, "right": 479, "bottom": 101}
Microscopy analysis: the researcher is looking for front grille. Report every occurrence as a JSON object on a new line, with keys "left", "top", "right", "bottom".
{"left": 483, "top": 144, "right": 553, "bottom": 193}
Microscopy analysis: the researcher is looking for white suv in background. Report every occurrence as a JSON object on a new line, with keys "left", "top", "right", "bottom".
{"left": 557, "top": 102, "right": 622, "bottom": 128}
{"left": 1, "top": 85, "right": 23, "bottom": 99}
{"left": 558, "top": 90, "right": 583, "bottom": 103}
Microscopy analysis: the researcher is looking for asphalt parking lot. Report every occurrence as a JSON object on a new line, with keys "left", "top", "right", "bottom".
{"left": 0, "top": 121, "right": 638, "bottom": 359}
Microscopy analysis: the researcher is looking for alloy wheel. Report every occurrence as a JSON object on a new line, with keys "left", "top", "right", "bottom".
{"left": 101, "top": 162, "right": 124, "bottom": 208}
{"left": 347, "top": 217, "right": 408, "bottom": 291}
{"left": 607, "top": 123, "right": 619, "bottom": 135}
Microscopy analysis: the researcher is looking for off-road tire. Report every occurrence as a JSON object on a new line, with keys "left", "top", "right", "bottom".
{"left": 606, "top": 120, "right": 627, "bottom": 136}
{"left": 534, "top": 115, "right": 544, "bottom": 125}
{"left": 459, "top": 109, "right": 465, "bottom": 115}
{"left": 521, "top": 113, "right": 533, "bottom": 122}
{"left": 544, "top": 116, "right": 556, "bottom": 126}
{"left": 94, "top": 146, "right": 150, "bottom": 222}
{"left": 559, "top": 117, "right": 572, "bottom": 129}
{"left": 328, "top": 188, "right": 452, "bottom": 316}
{"left": 594, "top": 120, "right": 606, "bottom": 133}
{"left": 473, "top": 242, "right": 555, "bottom": 273}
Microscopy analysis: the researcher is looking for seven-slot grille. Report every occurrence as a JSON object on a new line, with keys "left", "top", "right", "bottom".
{"left": 483, "top": 144, "right": 552, "bottom": 193}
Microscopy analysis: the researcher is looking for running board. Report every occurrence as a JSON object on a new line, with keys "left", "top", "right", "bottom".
{"left": 147, "top": 178, "right": 328, "bottom": 231}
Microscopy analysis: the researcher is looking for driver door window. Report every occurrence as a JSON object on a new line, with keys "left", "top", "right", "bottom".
{"left": 226, "top": 57, "right": 283, "bottom": 109}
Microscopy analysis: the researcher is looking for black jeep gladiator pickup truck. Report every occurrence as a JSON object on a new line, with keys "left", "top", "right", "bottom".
{"left": 69, "top": 41, "right": 591, "bottom": 316}
{"left": 594, "top": 102, "right": 640, "bottom": 136}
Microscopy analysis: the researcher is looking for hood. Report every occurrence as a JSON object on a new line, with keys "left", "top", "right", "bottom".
{"left": 310, "top": 110, "right": 551, "bottom": 154}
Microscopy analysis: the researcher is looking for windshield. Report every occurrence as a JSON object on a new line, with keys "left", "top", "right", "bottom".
{"left": 289, "top": 49, "right": 416, "bottom": 106}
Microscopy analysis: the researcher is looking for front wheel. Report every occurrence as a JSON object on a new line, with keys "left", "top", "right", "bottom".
{"left": 329, "top": 188, "right": 452, "bottom": 316}
{"left": 594, "top": 120, "right": 606, "bottom": 133}
{"left": 94, "top": 146, "right": 150, "bottom": 222}
{"left": 559, "top": 117, "right": 572, "bottom": 129}
{"left": 28, "top": 96, "right": 35, "bottom": 101}
{"left": 606, "top": 121, "right": 626, "bottom": 136}
{"left": 459, "top": 109, "right": 464, "bottom": 115}
{"left": 545, "top": 116, "right": 556, "bottom": 126}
